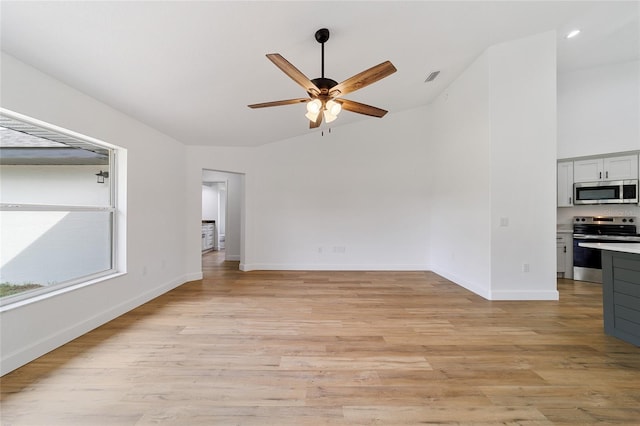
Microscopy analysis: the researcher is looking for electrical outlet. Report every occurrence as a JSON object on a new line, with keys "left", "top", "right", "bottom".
{"left": 522, "top": 263, "right": 530, "bottom": 273}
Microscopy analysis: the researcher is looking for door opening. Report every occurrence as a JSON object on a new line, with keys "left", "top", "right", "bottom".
{"left": 201, "top": 169, "right": 244, "bottom": 263}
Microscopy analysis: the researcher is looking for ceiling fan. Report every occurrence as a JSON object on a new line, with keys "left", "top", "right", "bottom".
{"left": 248, "top": 28, "right": 397, "bottom": 129}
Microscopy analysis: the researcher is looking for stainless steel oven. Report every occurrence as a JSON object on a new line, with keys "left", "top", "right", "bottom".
{"left": 573, "top": 216, "right": 640, "bottom": 283}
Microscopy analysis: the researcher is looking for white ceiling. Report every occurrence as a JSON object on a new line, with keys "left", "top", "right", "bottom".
{"left": 1, "top": 1, "right": 638, "bottom": 147}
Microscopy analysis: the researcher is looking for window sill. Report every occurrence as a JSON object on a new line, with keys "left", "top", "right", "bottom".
{"left": 0, "top": 271, "right": 127, "bottom": 313}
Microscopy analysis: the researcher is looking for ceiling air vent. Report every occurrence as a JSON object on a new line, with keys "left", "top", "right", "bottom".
{"left": 424, "top": 71, "right": 440, "bottom": 82}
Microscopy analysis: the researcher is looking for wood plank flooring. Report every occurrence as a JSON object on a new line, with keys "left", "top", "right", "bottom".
{"left": 2, "top": 251, "right": 640, "bottom": 425}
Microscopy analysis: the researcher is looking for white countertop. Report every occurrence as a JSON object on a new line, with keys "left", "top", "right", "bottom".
{"left": 579, "top": 242, "right": 640, "bottom": 255}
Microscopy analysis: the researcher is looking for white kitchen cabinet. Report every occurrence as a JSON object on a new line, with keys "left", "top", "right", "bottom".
{"left": 573, "top": 154, "right": 638, "bottom": 182}
{"left": 202, "top": 222, "right": 215, "bottom": 251}
{"left": 557, "top": 161, "right": 574, "bottom": 207}
{"left": 573, "top": 158, "right": 602, "bottom": 182}
{"left": 556, "top": 233, "right": 573, "bottom": 279}
{"left": 604, "top": 155, "right": 638, "bottom": 180}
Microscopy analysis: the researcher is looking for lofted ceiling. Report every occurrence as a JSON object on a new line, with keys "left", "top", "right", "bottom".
{"left": 1, "top": 1, "right": 638, "bottom": 147}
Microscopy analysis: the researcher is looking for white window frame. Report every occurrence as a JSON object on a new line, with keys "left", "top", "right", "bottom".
{"left": 0, "top": 109, "right": 123, "bottom": 309}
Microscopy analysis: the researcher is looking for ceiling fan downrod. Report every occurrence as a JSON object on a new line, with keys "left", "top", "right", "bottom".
{"left": 315, "top": 28, "right": 330, "bottom": 79}
{"left": 311, "top": 28, "right": 338, "bottom": 97}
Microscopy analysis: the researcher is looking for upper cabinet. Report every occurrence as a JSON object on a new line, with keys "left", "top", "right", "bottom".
{"left": 573, "top": 154, "right": 638, "bottom": 183}
{"left": 573, "top": 158, "right": 602, "bottom": 183}
{"left": 557, "top": 161, "right": 574, "bottom": 207}
{"left": 604, "top": 155, "right": 638, "bottom": 181}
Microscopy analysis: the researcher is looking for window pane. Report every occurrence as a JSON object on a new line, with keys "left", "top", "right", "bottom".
{"left": 0, "top": 111, "right": 118, "bottom": 304}
{"left": 0, "top": 210, "right": 112, "bottom": 299}
{"left": 0, "top": 124, "right": 111, "bottom": 206}
{"left": 0, "top": 165, "right": 111, "bottom": 206}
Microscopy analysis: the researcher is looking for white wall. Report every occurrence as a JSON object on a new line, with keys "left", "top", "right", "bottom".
{"left": 558, "top": 60, "right": 640, "bottom": 159}
{"left": 488, "top": 31, "right": 557, "bottom": 299}
{"left": 186, "top": 106, "right": 432, "bottom": 275}
{"left": 0, "top": 53, "right": 189, "bottom": 375}
{"left": 247, "top": 108, "right": 432, "bottom": 270}
{"left": 429, "top": 31, "right": 558, "bottom": 300}
{"left": 428, "top": 52, "right": 492, "bottom": 297}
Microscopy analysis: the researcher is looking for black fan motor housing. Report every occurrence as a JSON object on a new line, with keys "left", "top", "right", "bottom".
{"left": 315, "top": 28, "right": 330, "bottom": 44}
{"left": 311, "top": 77, "right": 338, "bottom": 92}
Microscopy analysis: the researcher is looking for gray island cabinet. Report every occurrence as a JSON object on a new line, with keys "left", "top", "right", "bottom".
{"left": 580, "top": 243, "right": 640, "bottom": 346}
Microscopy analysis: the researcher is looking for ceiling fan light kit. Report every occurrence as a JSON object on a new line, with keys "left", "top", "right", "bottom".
{"left": 306, "top": 98, "right": 322, "bottom": 114}
{"left": 327, "top": 100, "right": 342, "bottom": 115}
{"left": 248, "top": 28, "right": 397, "bottom": 129}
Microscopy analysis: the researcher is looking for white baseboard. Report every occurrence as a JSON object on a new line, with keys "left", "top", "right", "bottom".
{"left": 430, "top": 266, "right": 559, "bottom": 301}
{"left": 430, "top": 266, "right": 492, "bottom": 300}
{"left": 488, "top": 289, "right": 559, "bottom": 301}
{"left": 240, "top": 263, "right": 429, "bottom": 272}
{"left": 185, "top": 271, "right": 203, "bottom": 282}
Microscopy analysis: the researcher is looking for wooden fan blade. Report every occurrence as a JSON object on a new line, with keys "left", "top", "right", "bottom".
{"left": 266, "top": 53, "right": 320, "bottom": 95}
{"left": 309, "top": 111, "right": 323, "bottom": 128}
{"left": 339, "top": 99, "right": 388, "bottom": 118}
{"left": 248, "top": 98, "right": 309, "bottom": 109}
{"left": 330, "top": 61, "right": 397, "bottom": 97}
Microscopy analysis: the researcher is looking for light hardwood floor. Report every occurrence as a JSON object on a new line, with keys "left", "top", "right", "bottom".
{"left": 1, "top": 251, "right": 639, "bottom": 425}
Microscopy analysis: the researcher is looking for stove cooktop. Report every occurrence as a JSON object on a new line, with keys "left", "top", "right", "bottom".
{"left": 573, "top": 216, "right": 638, "bottom": 237}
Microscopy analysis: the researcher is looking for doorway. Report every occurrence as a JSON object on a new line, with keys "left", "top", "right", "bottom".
{"left": 201, "top": 169, "right": 244, "bottom": 262}
{"left": 202, "top": 181, "right": 226, "bottom": 252}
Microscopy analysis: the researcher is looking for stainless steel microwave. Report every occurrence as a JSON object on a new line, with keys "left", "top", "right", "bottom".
{"left": 574, "top": 179, "right": 638, "bottom": 204}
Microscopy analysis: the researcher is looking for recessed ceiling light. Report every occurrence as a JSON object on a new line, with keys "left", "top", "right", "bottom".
{"left": 566, "top": 29, "right": 581, "bottom": 39}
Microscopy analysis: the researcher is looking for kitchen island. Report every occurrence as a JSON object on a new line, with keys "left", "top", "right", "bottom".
{"left": 579, "top": 242, "right": 640, "bottom": 346}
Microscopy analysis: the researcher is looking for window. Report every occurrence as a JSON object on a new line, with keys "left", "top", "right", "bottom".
{"left": 0, "top": 110, "right": 120, "bottom": 306}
